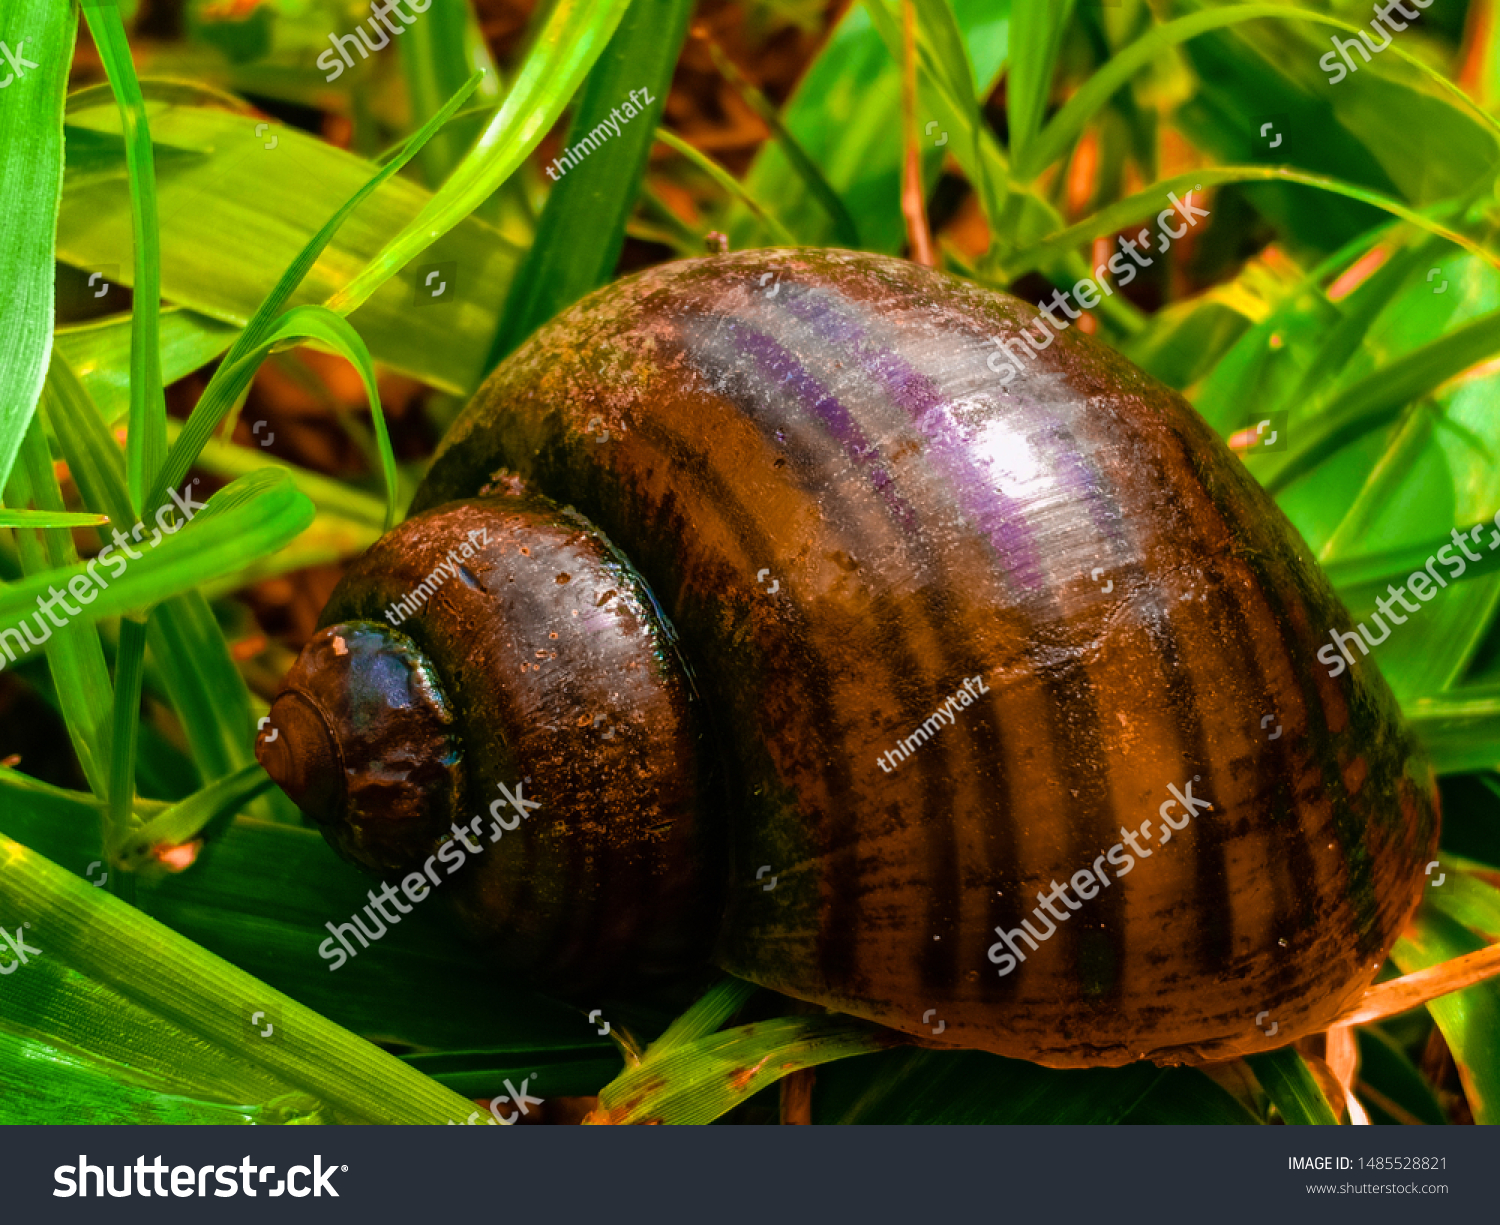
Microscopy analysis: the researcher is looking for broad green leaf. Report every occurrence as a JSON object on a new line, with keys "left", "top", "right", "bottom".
{"left": 1262, "top": 311, "right": 1500, "bottom": 496}
{"left": 55, "top": 308, "right": 237, "bottom": 428}
{"left": 1021, "top": 4, "right": 1499, "bottom": 184}
{"left": 0, "top": 1, "right": 75, "bottom": 497}
{"left": 59, "top": 91, "right": 517, "bottom": 399}
{"left": 1172, "top": 0, "right": 1498, "bottom": 253}
{"left": 0, "top": 794, "right": 595, "bottom": 1055}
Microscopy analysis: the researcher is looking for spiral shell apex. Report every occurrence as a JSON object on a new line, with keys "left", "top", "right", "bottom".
{"left": 261, "top": 248, "right": 1438, "bottom": 1068}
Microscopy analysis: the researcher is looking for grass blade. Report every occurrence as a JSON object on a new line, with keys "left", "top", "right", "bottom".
{"left": 0, "top": 1, "right": 75, "bottom": 497}
{"left": 0, "top": 832, "right": 479, "bottom": 1124}
{"left": 327, "top": 0, "right": 633, "bottom": 318}
{"left": 1245, "top": 1047, "right": 1341, "bottom": 1125}
{"left": 0, "top": 510, "right": 108, "bottom": 529}
{"left": 115, "top": 763, "right": 273, "bottom": 870}
{"left": 655, "top": 128, "right": 798, "bottom": 245}
{"left": 81, "top": 0, "right": 166, "bottom": 510}
{"left": 1005, "top": 0, "right": 1077, "bottom": 171}
{"left": 147, "top": 73, "right": 485, "bottom": 524}
{"left": 1020, "top": 4, "right": 1500, "bottom": 183}
{"left": 485, "top": 0, "right": 692, "bottom": 370}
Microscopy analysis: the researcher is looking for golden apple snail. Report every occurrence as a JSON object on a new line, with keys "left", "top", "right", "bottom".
{"left": 256, "top": 248, "right": 1439, "bottom": 1069}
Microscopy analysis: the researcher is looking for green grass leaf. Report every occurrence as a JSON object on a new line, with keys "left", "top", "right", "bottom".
{"left": 147, "top": 79, "right": 484, "bottom": 527}
{"left": 0, "top": 831, "right": 478, "bottom": 1124}
{"left": 0, "top": 510, "right": 108, "bottom": 529}
{"left": 3, "top": 419, "right": 115, "bottom": 798}
{"left": 485, "top": 0, "right": 692, "bottom": 370}
{"left": 1245, "top": 1047, "right": 1341, "bottom": 1125}
{"left": 1262, "top": 310, "right": 1500, "bottom": 495}
{"left": 0, "top": 1, "right": 76, "bottom": 497}
{"left": 60, "top": 95, "right": 518, "bottom": 397}
{"left": 1006, "top": 0, "right": 1078, "bottom": 172}
{"left": 115, "top": 763, "right": 273, "bottom": 869}
{"left": 0, "top": 469, "right": 314, "bottom": 635}
{"left": 591, "top": 1007, "right": 891, "bottom": 1125}
{"left": 1019, "top": 4, "right": 1500, "bottom": 184}
{"left": 1392, "top": 906, "right": 1500, "bottom": 1126}
{"left": 656, "top": 128, "right": 798, "bottom": 246}
{"left": 81, "top": 0, "right": 167, "bottom": 510}
{"left": 327, "top": 0, "right": 634, "bottom": 318}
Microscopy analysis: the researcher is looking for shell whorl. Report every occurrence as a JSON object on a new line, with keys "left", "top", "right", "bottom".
{"left": 403, "top": 248, "right": 1437, "bottom": 1067}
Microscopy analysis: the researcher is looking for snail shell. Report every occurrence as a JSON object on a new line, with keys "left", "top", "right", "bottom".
{"left": 260, "top": 248, "right": 1438, "bottom": 1069}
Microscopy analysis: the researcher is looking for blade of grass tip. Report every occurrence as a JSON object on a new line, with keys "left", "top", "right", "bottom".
{"left": 650, "top": 976, "right": 762, "bottom": 1055}
{"left": 485, "top": 0, "right": 692, "bottom": 373}
{"left": 0, "top": 0, "right": 74, "bottom": 498}
{"left": 0, "top": 510, "right": 108, "bottom": 528}
{"left": 146, "top": 72, "right": 485, "bottom": 524}
{"left": 655, "top": 129, "right": 799, "bottom": 246}
{"left": 82, "top": 0, "right": 165, "bottom": 511}
{"left": 0, "top": 833, "right": 481, "bottom": 1124}
{"left": 1245, "top": 1047, "right": 1342, "bottom": 1125}
{"left": 114, "top": 762, "right": 273, "bottom": 871}
{"left": 326, "top": 0, "right": 633, "bottom": 319}
{"left": 708, "top": 41, "right": 861, "bottom": 249}
{"left": 1021, "top": 4, "right": 1500, "bottom": 182}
